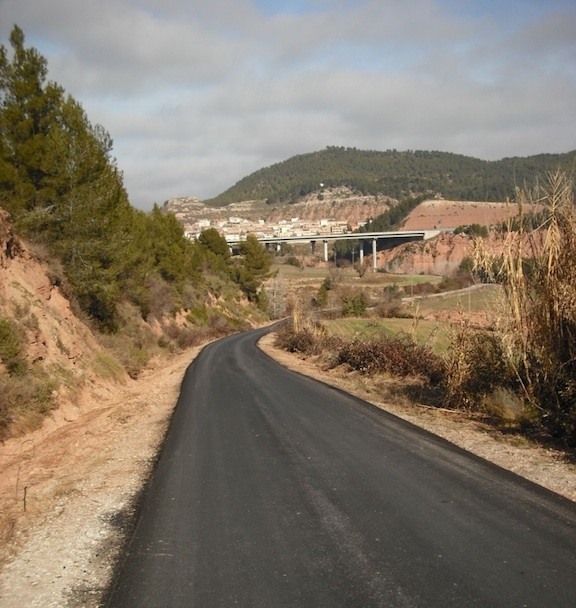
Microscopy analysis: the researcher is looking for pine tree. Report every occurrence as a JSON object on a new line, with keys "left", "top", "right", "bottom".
{"left": 0, "top": 25, "right": 65, "bottom": 214}
{"left": 234, "top": 234, "right": 274, "bottom": 302}
{"left": 0, "top": 26, "right": 135, "bottom": 330}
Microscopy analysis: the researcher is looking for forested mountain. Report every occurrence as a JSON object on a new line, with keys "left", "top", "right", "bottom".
{"left": 204, "top": 146, "right": 576, "bottom": 206}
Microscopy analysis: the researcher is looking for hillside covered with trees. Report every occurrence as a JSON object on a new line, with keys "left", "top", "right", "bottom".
{"left": 0, "top": 25, "right": 270, "bottom": 329}
{"left": 0, "top": 26, "right": 272, "bottom": 438}
{"left": 205, "top": 146, "right": 576, "bottom": 206}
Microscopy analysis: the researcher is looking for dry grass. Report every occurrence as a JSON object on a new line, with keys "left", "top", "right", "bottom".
{"left": 467, "top": 171, "right": 576, "bottom": 440}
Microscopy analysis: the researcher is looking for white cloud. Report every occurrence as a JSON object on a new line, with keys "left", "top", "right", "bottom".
{"left": 0, "top": 0, "right": 574, "bottom": 209}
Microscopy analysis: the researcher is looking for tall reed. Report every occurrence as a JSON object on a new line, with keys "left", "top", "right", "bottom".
{"left": 473, "top": 171, "right": 576, "bottom": 442}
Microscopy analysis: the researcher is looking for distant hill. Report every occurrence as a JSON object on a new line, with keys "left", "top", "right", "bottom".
{"left": 203, "top": 147, "right": 576, "bottom": 207}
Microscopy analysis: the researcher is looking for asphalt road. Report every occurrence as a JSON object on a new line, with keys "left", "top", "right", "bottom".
{"left": 106, "top": 326, "right": 576, "bottom": 607}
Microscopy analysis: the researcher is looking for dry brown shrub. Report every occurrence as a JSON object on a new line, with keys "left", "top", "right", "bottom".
{"left": 469, "top": 171, "right": 576, "bottom": 442}
{"left": 335, "top": 335, "right": 445, "bottom": 385}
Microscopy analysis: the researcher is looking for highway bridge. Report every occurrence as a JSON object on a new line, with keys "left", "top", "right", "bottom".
{"left": 227, "top": 229, "right": 442, "bottom": 271}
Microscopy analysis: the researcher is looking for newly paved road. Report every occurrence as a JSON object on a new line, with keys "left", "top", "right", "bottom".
{"left": 106, "top": 326, "right": 576, "bottom": 607}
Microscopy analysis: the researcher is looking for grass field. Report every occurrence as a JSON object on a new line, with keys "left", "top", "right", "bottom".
{"left": 320, "top": 284, "right": 502, "bottom": 355}
{"left": 408, "top": 284, "right": 502, "bottom": 316}
{"left": 272, "top": 262, "right": 443, "bottom": 290}
{"left": 270, "top": 260, "right": 502, "bottom": 355}
{"left": 321, "top": 317, "right": 453, "bottom": 353}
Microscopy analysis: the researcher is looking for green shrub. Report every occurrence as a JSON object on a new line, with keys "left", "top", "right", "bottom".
{"left": 454, "top": 223, "right": 489, "bottom": 237}
{"left": 187, "top": 305, "right": 210, "bottom": 326}
{"left": 0, "top": 317, "right": 27, "bottom": 376}
{"left": 313, "top": 283, "right": 329, "bottom": 308}
{"left": 340, "top": 289, "right": 368, "bottom": 317}
{"left": 256, "top": 288, "right": 270, "bottom": 312}
{"left": 0, "top": 371, "right": 57, "bottom": 439}
{"left": 285, "top": 256, "right": 302, "bottom": 268}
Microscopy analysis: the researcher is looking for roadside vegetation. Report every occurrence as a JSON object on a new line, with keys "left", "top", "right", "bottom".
{"left": 274, "top": 172, "right": 576, "bottom": 448}
{"left": 0, "top": 27, "right": 272, "bottom": 439}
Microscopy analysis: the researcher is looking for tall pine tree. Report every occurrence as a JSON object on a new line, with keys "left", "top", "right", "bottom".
{"left": 0, "top": 25, "right": 66, "bottom": 214}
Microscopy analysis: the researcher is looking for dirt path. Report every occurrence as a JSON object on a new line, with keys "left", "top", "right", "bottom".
{"left": 0, "top": 335, "right": 575, "bottom": 607}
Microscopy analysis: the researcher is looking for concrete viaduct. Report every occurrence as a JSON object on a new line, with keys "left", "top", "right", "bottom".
{"left": 227, "top": 230, "right": 441, "bottom": 272}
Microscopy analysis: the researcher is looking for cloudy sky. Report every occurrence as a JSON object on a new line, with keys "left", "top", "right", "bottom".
{"left": 1, "top": 0, "right": 575, "bottom": 210}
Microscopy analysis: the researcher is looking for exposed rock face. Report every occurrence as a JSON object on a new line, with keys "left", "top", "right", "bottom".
{"left": 378, "top": 232, "right": 474, "bottom": 275}
{"left": 0, "top": 211, "right": 106, "bottom": 381}
{"left": 262, "top": 188, "right": 392, "bottom": 227}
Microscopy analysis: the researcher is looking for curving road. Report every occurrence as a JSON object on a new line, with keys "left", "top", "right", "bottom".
{"left": 106, "top": 326, "right": 576, "bottom": 607}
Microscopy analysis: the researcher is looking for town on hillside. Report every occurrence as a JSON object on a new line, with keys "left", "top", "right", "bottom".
{"left": 187, "top": 215, "right": 354, "bottom": 243}
{"left": 165, "top": 195, "right": 515, "bottom": 243}
{"left": 165, "top": 195, "right": 364, "bottom": 243}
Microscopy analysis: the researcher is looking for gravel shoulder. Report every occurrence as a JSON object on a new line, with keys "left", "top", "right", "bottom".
{"left": 0, "top": 347, "right": 198, "bottom": 608}
{"left": 1, "top": 333, "right": 575, "bottom": 607}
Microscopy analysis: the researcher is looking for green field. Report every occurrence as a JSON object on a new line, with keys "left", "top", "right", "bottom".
{"left": 322, "top": 317, "right": 454, "bottom": 354}
{"left": 272, "top": 263, "right": 443, "bottom": 290}
{"left": 320, "top": 284, "right": 502, "bottom": 354}
{"left": 410, "top": 284, "right": 502, "bottom": 316}
{"left": 270, "top": 260, "right": 503, "bottom": 355}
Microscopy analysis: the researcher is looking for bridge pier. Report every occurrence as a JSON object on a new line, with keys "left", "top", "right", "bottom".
{"left": 372, "top": 238, "right": 377, "bottom": 272}
{"left": 323, "top": 240, "right": 329, "bottom": 262}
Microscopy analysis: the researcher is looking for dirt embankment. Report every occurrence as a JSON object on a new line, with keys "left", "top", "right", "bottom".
{"left": 402, "top": 199, "right": 513, "bottom": 230}
{"left": 0, "top": 345, "right": 197, "bottom": 608}
{"left": 0, "top": 210, "right": 114, "bottom": 393}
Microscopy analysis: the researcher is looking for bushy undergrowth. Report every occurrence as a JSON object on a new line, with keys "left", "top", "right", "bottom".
{"left": 335, "top": 335, "right": 445, "bottom": 385}
{"left": 98, "top": 299, "right": 253, "bottom": 379}
{"left": 0, "top": 316, "right": 27, "bottom": 376}
{"left": 340, "top": 289, "right": 369, "bottom": 317}
{"left": 442, "top": 324, "right": 518, "bottom": 412}
{"left": 0, "top": 371, "right": 57, "bottom": 440}
{"left": 275, "top": 323, "right": 445, "bottom": 386}
{"left": 376, "top": 284, "right": 407, "bottom": 318}
{"left": 275, "top": 325, "right": 343, "bottom": 356}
